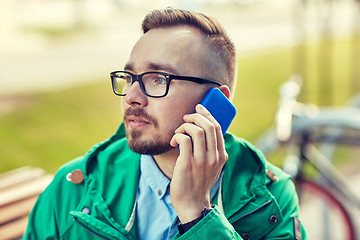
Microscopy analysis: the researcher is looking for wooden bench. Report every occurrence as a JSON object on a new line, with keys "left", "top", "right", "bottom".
{"left": 0, "top": 166, "right": 53, "bottom": 240}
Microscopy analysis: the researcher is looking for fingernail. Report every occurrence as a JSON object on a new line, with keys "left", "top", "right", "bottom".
{"left": 196, "top": 104, "right": 204, "bottom": 111}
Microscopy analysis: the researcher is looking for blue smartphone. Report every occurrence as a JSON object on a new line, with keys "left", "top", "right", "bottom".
{"left": 177, "top": 88, "right": 236, "bottom": 150}
{"left": 200, "top": 88, "right": 237, "bottom": 135}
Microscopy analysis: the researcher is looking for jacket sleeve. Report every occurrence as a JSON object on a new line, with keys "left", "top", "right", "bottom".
{"left": 172, "top": 174, "right": 307, "bottom": 240}
{"left": 172, "top": 206, "right": 243, "bottom": 240}
{"left": 22, "top": 185, "right": 59, "bottom": 240}
{"left": 22, "top": 172, "right": 64, "bottom": 240}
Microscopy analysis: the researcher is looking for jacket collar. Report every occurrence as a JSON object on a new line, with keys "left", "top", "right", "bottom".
{"left": 77, "top": 123, "right": 140, "bottom": 237}
{"left": 81, "top": 123, "right": 128, "bottom": 176}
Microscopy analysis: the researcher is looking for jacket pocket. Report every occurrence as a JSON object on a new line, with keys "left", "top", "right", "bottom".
{"left": 231, "top": 200, "right": 283, "bottom": 240}
{"left": 70, "top": 211, "right": 133, "bottom": 240}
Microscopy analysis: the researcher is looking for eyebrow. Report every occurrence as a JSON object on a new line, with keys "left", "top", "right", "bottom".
{"left": 124, "top": 62, "right": 179, "bottom": 75}
{"left": 147, "top": 63, "right": 179, "bottom": 75}
{"left": 124, "top": 63, "right": 134, "bottom": 72}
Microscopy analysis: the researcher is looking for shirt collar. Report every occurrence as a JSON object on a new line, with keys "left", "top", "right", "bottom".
{"left": 140, "top": 154, "right": 222, "bottom": 201}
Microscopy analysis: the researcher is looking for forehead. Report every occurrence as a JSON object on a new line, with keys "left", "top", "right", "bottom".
{"left": 126, "top": 26, "right": 208, "bottom": 76}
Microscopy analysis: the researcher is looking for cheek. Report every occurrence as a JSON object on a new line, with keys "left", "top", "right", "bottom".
{"left": 166, "top": 87, "right": 204, "bottom": 112}
{"left": 159, "top": 105, "right": 185, "bottom": 126}
{"left": 121, "top": 98, "right": 126, "bottom": 114}
{"left": 156, "top": 101, "right": 190, "bottom": 131}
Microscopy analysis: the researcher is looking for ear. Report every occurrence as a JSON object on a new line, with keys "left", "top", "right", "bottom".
{"left": 219, "top": 85, "right": 231, "bottom": 99}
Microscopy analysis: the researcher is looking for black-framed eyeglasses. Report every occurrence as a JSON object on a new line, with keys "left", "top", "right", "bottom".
{"left": 110, "top": 70, "right": 222, "bottom": 98}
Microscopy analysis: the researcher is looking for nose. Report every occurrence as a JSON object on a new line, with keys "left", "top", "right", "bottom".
{"left": 124, "top": 81, "right": 148, "bottom": 107}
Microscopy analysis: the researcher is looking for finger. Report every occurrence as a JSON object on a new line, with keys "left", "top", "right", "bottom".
{"left": 195, "top": 104, "right": 228, "bottom": 165}
{"left": 170, "top": 132, "right": 193, "bottom": 157}
{"left": 182, "top": 113, "right": 217, "bottom": 152}
{"left": 183, "top": 108, "right": 220, "bottom": 160}
{"left": 195, "top": 104, "right": 222, "bottom": 136}
{"left": 174, "top": 123, "right": 206, "bottom": 160}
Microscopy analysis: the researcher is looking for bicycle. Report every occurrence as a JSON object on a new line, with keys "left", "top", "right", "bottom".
{"left": 256, "top": 74, "right": 360, "bottom": 240}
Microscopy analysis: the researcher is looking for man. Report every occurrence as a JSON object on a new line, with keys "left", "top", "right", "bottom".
{"left": 24, "top": 8, "right": 306, "bottom": 240}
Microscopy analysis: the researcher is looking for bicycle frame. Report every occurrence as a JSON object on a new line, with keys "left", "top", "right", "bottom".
{"left": 291, "top": 131, "right": 360, "bottom": 209}
{"left": 256, "top": 76, "right": 360, "bottom": 239}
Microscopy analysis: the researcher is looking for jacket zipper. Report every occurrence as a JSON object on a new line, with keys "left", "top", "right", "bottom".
{"left": 73, "top": 217, "right": 111, "bottom": 240}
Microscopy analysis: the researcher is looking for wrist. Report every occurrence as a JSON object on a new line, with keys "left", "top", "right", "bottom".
{"left": 178, "top": 207, "right": 213, "bottom": 235}
{"left": 175, "top": 202, "right": 211, "bottom": 223}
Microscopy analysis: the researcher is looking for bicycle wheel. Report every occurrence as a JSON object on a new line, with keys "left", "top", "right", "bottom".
{"left": 296, "top": 178, "right": 357, "bottom": 240}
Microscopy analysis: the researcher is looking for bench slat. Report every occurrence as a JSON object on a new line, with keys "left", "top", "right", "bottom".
{"left": 0, "top": 175, "right": 53, "bottom": 207}
{"left": 0, "top": 167, "right": 53, "bottom": 239}
{"left": 0, "top": 195, "right": 39, "bottom": 225}
{"left": 0, "top": 216, "right": 28, "bottom": 240}
{"left": 0, "top": 167, "right": 46, "bottom": 191}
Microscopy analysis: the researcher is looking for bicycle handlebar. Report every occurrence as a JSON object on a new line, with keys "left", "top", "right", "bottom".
{"left": 275, "top": 75, "right": 360, "bottom": 144}
{"left": 256, "top": 76, "right": 360, "bottom": 153}
{"left": 291, "top": 106, "right": 360, "bottom": 133}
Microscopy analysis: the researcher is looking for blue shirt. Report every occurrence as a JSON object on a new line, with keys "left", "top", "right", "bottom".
{"left": 136, "top": 155, "right": 221, "bottom": 240}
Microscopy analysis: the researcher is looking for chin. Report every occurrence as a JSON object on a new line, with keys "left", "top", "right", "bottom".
{"left": 126, "top": 130, "right": 173, "bottom": 155}
{"left": 128, "top": 140, "right": 173, "bottom": 155}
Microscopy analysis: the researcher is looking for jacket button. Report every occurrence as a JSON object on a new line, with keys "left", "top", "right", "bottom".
{"left": 270, "top": 215, "right": 278, "bottom": 224}
{"left": 82, "top": 207, "right": 91, "bottom": 215}
{"left": 66, "top": 169, "right": 84, "bottom": 184}
{"left": 242, "top": 233, "right": 250, "bottom": 240}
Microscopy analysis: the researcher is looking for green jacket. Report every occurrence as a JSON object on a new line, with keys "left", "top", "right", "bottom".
{"left": 23, "top": 124, "right": 306, "bottom": 239}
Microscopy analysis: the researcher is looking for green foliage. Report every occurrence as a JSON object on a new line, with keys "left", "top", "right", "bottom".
{"left": 299, "top": 37, "right": 358, "bottom": 106}
{"left": 230, "top": 48, "right": 293, "bottom": 141}
{"left": 0, "top": 81, "right": 121, "bottom": 173}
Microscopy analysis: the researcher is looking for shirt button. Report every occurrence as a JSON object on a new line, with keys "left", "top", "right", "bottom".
{"left": 157, "top": 190, "right": 162, "bottom": 196}
{"left": 66, "top": 169, "right": 84, "bottom": 184}
{"left": 82, "top": 207, "right": 91, "bottom": 215}
{"left": 270, "top": 215, "right": 278, "bottom": 224}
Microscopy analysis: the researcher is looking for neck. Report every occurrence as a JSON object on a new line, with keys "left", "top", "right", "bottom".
{"left": 152, "top": 148, "right": 179, "bottom": 179}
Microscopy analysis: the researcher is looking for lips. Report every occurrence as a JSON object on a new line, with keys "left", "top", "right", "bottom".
{"left": 126, "top": 116, "right": 150, "bottom": 128}
{"left": 123, "top": 107, "right": 158, "bottom": 129}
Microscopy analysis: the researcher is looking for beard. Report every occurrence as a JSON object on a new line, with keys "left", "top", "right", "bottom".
{"left": 124, "top": 108, "right": 174, "bottom": 155}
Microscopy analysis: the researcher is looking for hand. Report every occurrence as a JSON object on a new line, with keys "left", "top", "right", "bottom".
{"left": 169, "top": 104, "right": 228, "bottom": 223}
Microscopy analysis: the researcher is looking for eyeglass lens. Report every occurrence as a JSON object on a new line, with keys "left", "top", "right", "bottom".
{"left": 113, "top": 72, "right": 168, "bottom": 97}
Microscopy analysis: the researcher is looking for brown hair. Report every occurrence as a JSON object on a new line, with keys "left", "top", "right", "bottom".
{"left": 141, "top": 8, "right": 237, "bottom": 91}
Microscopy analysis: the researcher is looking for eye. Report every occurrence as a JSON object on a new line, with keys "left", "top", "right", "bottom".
{"left": 153, "top": 75, "right": 167, "bottom": 85}
{"left": 123, "top": 74, "right": 132, "bottom": 84}
{"left": 116, "top": 73, "right": 132, "bottom": 83}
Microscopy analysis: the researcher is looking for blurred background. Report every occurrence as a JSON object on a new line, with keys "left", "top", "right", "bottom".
{"left": 0, "top": 0, "right": 359, "bottom": 173}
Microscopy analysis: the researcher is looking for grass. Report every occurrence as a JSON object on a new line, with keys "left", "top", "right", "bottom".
{"left": 0, "top": 82, "right": 121, "bottom": 173}
{"left": 1, "top": 36, "right": 358, "bottom": 174}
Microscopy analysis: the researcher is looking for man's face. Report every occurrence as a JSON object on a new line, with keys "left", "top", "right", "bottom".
{"left": 121, "top": 26, "right": 215, "bottom": 155}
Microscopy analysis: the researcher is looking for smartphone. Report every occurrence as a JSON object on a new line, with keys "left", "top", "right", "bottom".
{"left": 177, "top": 88, "right": 236, "bottom": 150}
{"left": 200, "top": 88, "right": 237, "bottom": 135}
